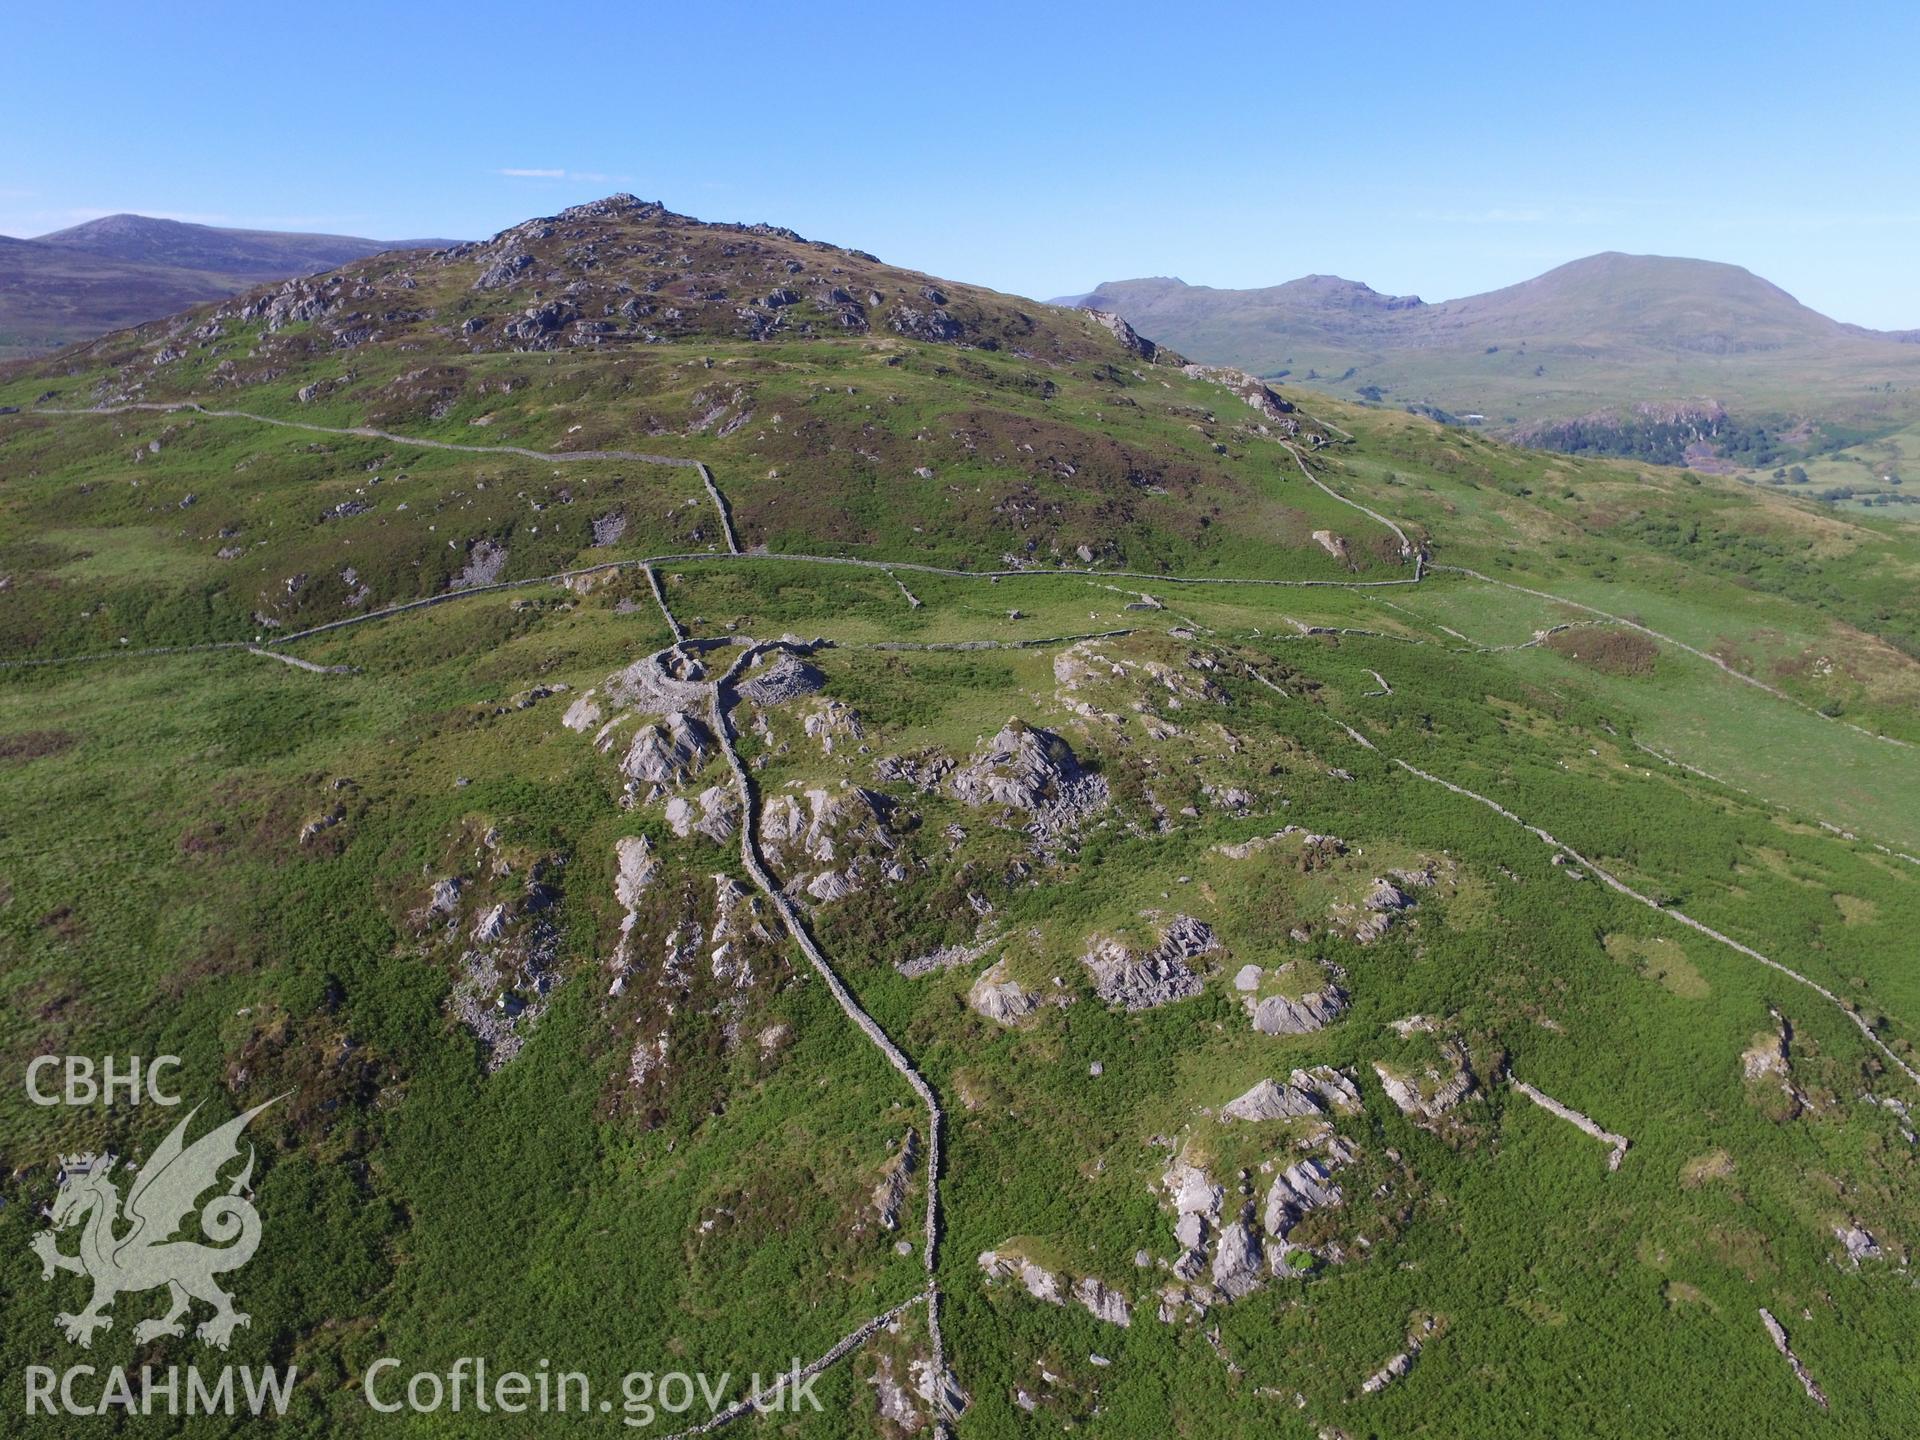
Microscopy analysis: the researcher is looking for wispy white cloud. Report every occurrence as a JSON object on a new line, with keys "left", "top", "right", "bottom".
{"left": 496, "top": 167, "right": 622, "bottom": 183}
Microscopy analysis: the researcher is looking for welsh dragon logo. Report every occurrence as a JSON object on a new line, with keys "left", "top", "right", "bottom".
{"left": 30, "top": 1098, "right": 279, "bottom": 1350}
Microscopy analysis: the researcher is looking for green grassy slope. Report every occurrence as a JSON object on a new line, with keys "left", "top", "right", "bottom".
{"left": 1, "top": 199, "right": 1914, "bottom": 1438}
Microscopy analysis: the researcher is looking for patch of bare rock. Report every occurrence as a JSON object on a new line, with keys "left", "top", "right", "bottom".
{"left": 978, "top": 1248, "right": 1133, "bottom": 1328}
{"left": 1361, "top": 1315, "right": 1440, "bottom": 1396}
{"left": 415, "top": 833, "right": 567, "bottom": 1069}
{"left": 1374, "top": 1041, "right": 1476, "bottom": 1123}
{"left": 951, "top": 718, "right": 1108, "bottom": 846}
{"left": 968, "top": 959, "right": 1040, "bottom": 1026}
{"left": 1083, "top": 914, "right": 1217, "bottom": 1011}
{"left": 758, "top": 782, "right": 904, "bottom": 904}
{"left": 871, "top": 1129, "right": 919, "bottom": 1232}
{"left": 1248, "top": 983, "right": 1351, "bottom": 1036}
{"left": 1742, "top": 1005, "right": 1809, "bottom": 1114}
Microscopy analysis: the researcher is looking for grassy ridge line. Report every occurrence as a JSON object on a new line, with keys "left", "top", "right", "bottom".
{"left": 253, "top": 554, "right": 1418, "bottom": 649}
{"left": 1388, "top": 756, "right": 1920, "bottom": 1089}
{"left": 36, "top": 398, "right": 1907, "bottom": 748}
{"left": 708, "top": 641, "right": 954, "bottom": 1431}
{"left": 32, "top": 401, "right": 706, "bottom": 467}
{"left": 9, "top": 481, "right": 1915, "bottom": 872}
{"left": 31, "top": 400, "right": 742, "bottom": 557}
{"left": 27, "top": 395, "right": 1390, "bottom": 573}
{"left": 0, "top": 639, "right": 251, "bottom": 668}
{"left": 19, "top": 396, "right": 1917, "bottom": 867}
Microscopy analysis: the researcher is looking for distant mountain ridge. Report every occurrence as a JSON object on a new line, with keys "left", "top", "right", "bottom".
{"left": 0, "top": 213, "right": 461, "bottom": 358}
{"left": 32, "top": 213, "right": 457, "bottom": 278}
{"left": 1061, "top": 253, "right": 1920, "bottom": 450}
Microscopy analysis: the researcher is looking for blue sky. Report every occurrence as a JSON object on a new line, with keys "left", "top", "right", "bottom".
{"left": 4, "top": 1, "right": 1917, "bottom": 326}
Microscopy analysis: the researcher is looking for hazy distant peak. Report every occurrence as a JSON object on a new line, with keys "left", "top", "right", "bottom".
{"left": 32, "top": 212, "right": 457, "bottom": 279}
{"left": 1273, "top": 274, "right": 1426, "bottom": 311}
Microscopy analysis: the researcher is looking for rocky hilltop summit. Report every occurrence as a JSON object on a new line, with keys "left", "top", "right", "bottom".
{"left": 43, "top": 194, "right": 1177, "bottom": 383}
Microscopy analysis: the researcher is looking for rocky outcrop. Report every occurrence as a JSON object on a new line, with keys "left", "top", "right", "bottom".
{"left": 1360, "top": 1317, "right": 1437, "bottom": 1396}
{"left": 968, "top": 959, "right": 1039, "bottom": 1026}
{"left": 1085, "top": 915, "right": 1217, "bottom": 1011}
{"left": 1743, "top": 1028, "right": 1789, "bottom": 1081}
{"left": 805, "top": 870, "right": 857, "bottom": 902}
{"left": 1220, "top": 1077, "right": 1323, "bottom": 1123}
{"left": 1086, "top": 309, "right": 1160, "bottom": 362}
{"left": 874, "top": 749, "right": 955, "bottom": 794}
{"left": 612, "top": 833, "right": 656, "bottom": 908}
{"left": 801, "top": 700, "right": 863, "bottom": 754}
{"left": 888, "top": 303, "right": 965, "bottom": 343}
{"left": 1348, "top": 877, "right": 1418, "bottom": 944}
{"left": 1249, "top": 985, "right": 1349, "bottom": 1035}
{"left": 1834, "top": 1222, "right": 1883, "bottom": 1266}
{"left": 1292, "top": 1064, "right": 1364, "bottom": 1115}
{"left": 1073, "top": 1275, "right": 1132, "bottom": 1327}
{"left": 951, "top": 719, "right": 1108, "bottom": 844}
{"left": 234, "top": 274, "right": 347, "bottom": 333}
{"left": 449, "top": 538, "right": 508, "bottom": 590}
{"left": 500, "top": 299, "right": 576, "bottom": 347}
{"left": 979, "top": 1249, "right": 1061, "bottom": 1305}
{"left": 715, "top": 876, "right": 762, "bottom": 988}
{"left": 607, "top": 835, "right": 656, "bottom": 976}
{"left": 738, "top": 651, "right": 826, "bottom": 707}
{"left": 1181, "top": 363, "right": 1296, "bottom": 427}
{"left": 758, "top": 783, "right": 897, "bottom": 903}
{"left": 867, "top": 1354, "right": 925, "bottom": 1434}
{"left": 897, "top": 931, "right": 1003, "bottom": 980}
{"left": 435, "top": 862, "right": 566, "bottom": 1070}
{"left": 562, "top": 691, "right": 604, "bottom": 732}
{"left": 1213, "top": 825, "right": 1347, "bottom": 864}
{"left": 1210, "top": 1219, "right": 1263, "bottom": 1298}
{"left": 1375, "top": 1044, "right": 1475, "bottom": 1121}
{"left": 1151, "top": 1127, "right": 1368, "bottom": 1316}
{"left": 419, "top": 876, "right": 463, "bottom": 924}
{"left": 1742, "top": 1006, "right": 1807, "bottom": 1113}
{"left": 1264, "top": 1156, "right": 1344, "bottom": 1241}
{"left": 978, "top": 1249, "right": 1133, "bottom": 1328}
{"left": 872, "top": 1129, "right": 919, "bottom": 1231}
{"left": 1164, "top": 1159, "right": 1223, "bottom": 1259}
{"left": 663, "top": 784, "right": 739, "bottom": 843}
{"left": 620, "top": 711, "right": 715, "bottom": 786}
